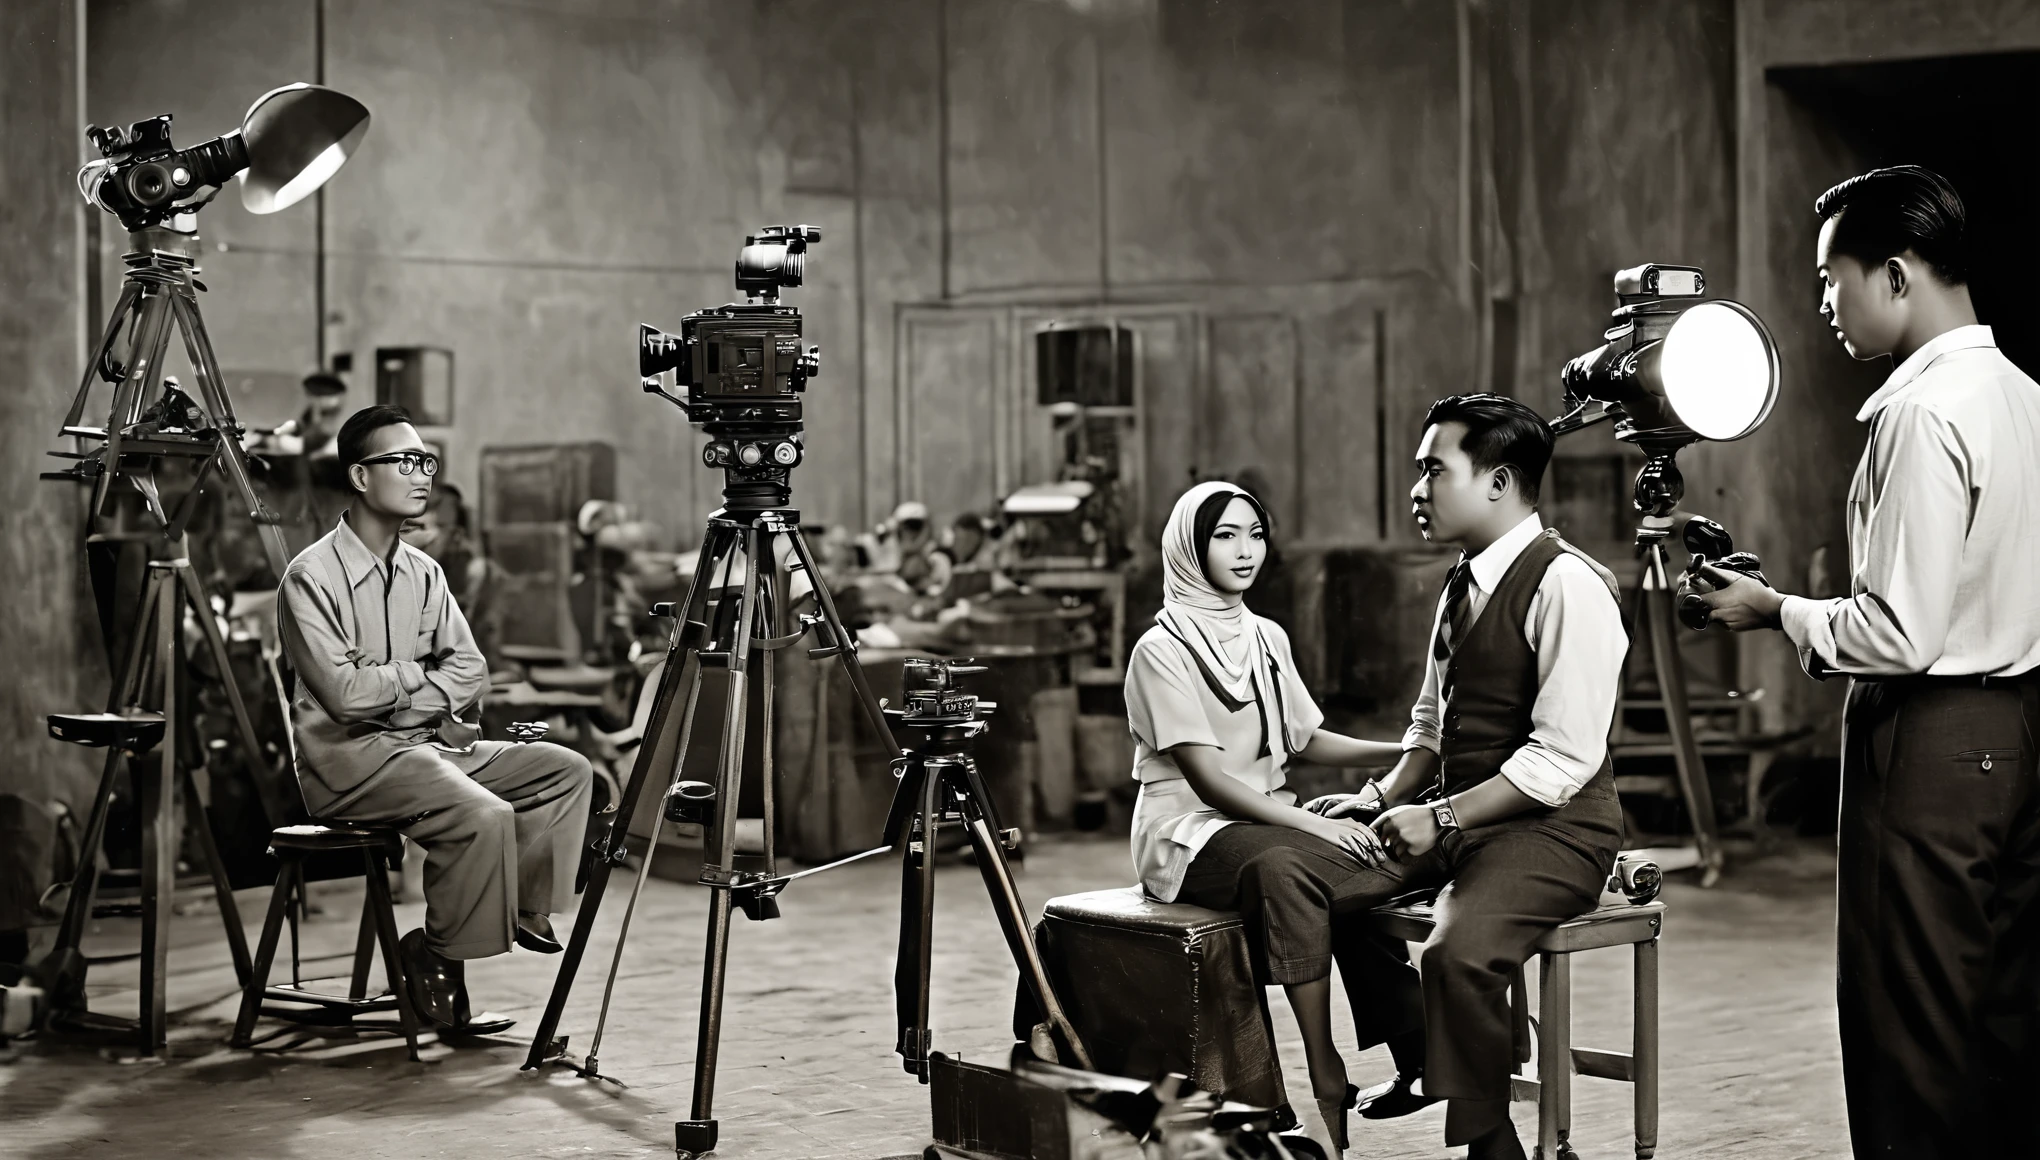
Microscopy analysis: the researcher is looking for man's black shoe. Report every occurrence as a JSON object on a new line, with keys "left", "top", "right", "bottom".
{"left": 399, "top": 928, "right": 462, "bottom": 1028}
{"left": 1354, "top": 1071, "right": 1440, "bottom": 1120}
{"left": 515, "top": 912, "right": 562, "bottom": 954}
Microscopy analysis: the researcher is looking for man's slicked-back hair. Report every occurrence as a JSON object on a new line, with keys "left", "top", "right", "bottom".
{"left": 1422, "top": 393, "right": 1555, "bottom": 504}
{"left": 1815, "top": 165, "right": 1968, "bottom": 286}
{"left": 337, "top": 404, "right": 414, "bottom": 470}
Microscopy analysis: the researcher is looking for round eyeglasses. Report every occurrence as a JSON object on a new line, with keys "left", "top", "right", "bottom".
{"left": 359, "top": 451, "right": 440, "bottom": 477}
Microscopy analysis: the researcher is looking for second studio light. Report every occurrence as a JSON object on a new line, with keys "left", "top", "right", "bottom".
{"left": 1554, "top": 263, "right": 1780, "bottom": 451}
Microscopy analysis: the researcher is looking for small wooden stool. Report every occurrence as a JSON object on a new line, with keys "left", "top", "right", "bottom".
{"left": 1373, "top": 898, "right": 1664, "bottom": 1160}
{"left": 229, "top": 823, "right": 423, "bottom": 1060}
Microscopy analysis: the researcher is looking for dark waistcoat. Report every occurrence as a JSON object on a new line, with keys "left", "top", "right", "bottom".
{"left": 1437, "top": 529, "right": 1625, "bottom": 855}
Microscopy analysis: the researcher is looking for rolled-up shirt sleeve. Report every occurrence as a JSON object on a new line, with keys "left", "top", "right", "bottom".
{"left": 1402, "top": 593, "right": 1446, "bottom": 756}
{"left": 1499, "top": 557, "right": 1629, "bottom": 807}
{"left": 279, "top": 566, "right": 412, "bottom": 724}
{"left": 1779, "top": 404, "right": 1969, "bottom": 677}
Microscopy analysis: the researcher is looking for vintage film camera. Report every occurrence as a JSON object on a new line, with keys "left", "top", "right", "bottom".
{"left": 638, "top": 225, "right": 823, "bottom": 510}
{"left": 889, "top": 657, "right": 997, "bottom": 748}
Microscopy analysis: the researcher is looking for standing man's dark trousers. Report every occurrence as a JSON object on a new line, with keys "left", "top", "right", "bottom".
{"left": 1838, "top": 677, "right": 2040, "bottom": 1158}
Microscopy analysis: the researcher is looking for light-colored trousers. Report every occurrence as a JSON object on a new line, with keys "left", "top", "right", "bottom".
{"left": 301, "top": 740, "right": 593, "bottom": 960}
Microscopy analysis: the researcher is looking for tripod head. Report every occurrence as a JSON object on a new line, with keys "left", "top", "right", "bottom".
{"left": 886, "top": 657, "right": 997, "bottom": 756}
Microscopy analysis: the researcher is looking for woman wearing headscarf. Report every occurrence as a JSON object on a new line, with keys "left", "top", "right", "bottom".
{"left": 1125, "top": 481, "right": 1415, "bottom": 1154}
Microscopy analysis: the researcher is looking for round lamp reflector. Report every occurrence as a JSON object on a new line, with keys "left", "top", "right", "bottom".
{"left": 239, "top": 83, "right": 371, "bottom": 215}
{"left": 1660, "top": 300, "right": 1778, "bottom": 441}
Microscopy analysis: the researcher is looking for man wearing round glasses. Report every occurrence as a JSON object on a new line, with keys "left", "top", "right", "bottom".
{"left": 276, "top": 405, "right": 593, "bottom": 1034}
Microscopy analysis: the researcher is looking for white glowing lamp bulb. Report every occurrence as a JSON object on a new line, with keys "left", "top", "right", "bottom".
{"left": 1659, "top": 300, "right": 1779, "bottom": 441}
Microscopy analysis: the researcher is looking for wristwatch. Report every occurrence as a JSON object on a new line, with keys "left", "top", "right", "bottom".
{"left": 1431, "top": 799, "right": 1461, "bottom": 833}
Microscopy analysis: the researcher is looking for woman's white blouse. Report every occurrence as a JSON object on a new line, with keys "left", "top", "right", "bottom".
{"left": 1124, "top": 622, "right": 1322, "bottom": 902}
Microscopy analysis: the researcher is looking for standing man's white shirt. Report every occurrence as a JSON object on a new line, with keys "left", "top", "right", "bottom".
{"left": 1402, "top": 512, "right": 1630, "bottom": 807}
{"left": 1781, "top": 325, "right": 2040, "bottom": 677}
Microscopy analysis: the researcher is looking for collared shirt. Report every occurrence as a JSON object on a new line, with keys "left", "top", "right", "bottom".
{"left": 1123, "top": 618, "right": 1323, "bottom": 902}
{"left": 277, "top": 513, "right": 491, "bottom": 794}
{"left": 1402, "top": 513, "right": 1628, "bottom": 807}
{"left": 1780, "top": 325, "right": 2040, "bottom": 677}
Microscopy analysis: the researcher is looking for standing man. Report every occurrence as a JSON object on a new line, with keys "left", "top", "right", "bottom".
{"left": 1697, "top": 165, "right": 2040, "bottom": 1157}
{"left": 278, "top": 405, "right": 593, "bottom": 1033}
{"left": 1309, "top": 394, "right": 1629, "bottom": 1159}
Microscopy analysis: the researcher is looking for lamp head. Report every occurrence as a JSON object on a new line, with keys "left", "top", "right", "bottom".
{"left": 1556, "top": 263, "right": 1780, "bottom": 451}
{"left": 238, "top": 83, "right": 372, "bottom": 215}
{"left": 77, "top": 83, "right": 369, "bottom": 231}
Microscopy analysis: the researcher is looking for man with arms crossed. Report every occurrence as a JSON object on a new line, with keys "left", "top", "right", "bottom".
{"left": 278, "top": 405, "right": 593, "bottom": 1032}
{"left": 1697, "top": 166, "right": 2040, "bottom": 1157}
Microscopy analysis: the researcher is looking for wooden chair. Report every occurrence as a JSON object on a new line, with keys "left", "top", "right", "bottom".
{"left": 229, "top": 823, "right": 422, "bottom": 1060}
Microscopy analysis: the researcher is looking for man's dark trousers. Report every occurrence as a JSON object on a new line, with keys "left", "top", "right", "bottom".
{"left": 1837, "top": 677, "right": 2040, "bottom": 1158}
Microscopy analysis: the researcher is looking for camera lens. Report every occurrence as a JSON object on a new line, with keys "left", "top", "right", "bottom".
{"left": 126, "top": 162, "right": 173, "bottom": 206}
{"left": 738, "top": 443, "right": 764, "bottom": 466}
{"left": 772, "top": 442, "right": 799, "bottom": 466}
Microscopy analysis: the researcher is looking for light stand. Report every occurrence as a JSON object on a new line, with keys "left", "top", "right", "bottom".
{"left": 1553, "top": 263, "right": 1781, "bottom": 888}
{"left": 32, "top": 84, "right": 370, "bottom": 1051}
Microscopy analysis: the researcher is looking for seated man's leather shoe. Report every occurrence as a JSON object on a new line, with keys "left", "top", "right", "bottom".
{"left": 1355, "top": 1070, "right": 1441, "bottom": 1120}
{"left": 399, "top": 929, "right": 462, "bottom": 1029}
{"left": 444, "top": 980, "right": 516, "bottom": 1037}
{"left": 515, "top": 911, "right": 562, "bottom": 954}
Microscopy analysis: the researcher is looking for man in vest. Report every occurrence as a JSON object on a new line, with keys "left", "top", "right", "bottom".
{"left": 277, "top": 405, "right": 593, "bottom": 1034}
{"left": 1308, "top": 393, "right": 1628, "bottom": 1159}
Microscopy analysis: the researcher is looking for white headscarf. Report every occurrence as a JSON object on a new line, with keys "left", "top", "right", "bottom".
{"left": 1152, "top": 481, "right": 1316, "bottom": 757}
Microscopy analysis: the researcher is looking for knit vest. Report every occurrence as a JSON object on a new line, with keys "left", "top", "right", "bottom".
{"left": 1436, "top": 529, "right": 1626, "bottom": 853}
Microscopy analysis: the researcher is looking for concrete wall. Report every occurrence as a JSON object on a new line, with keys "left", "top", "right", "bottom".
{"left": 18, "top": 0, "right": 2020, "bottom": 776}
{"left": 1, "top": 1, "right": 96, "bottom": 877}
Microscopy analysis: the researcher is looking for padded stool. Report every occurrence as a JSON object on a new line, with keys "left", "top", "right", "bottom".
{"left": 230, "top": 823, "right": 423, "bottom": 1060}
{"left": 1027, "top": 887, "right": 1287, "bottom": 1114}
{"left": 1373, "top": 898, "right": 1664, "bottom": 1160}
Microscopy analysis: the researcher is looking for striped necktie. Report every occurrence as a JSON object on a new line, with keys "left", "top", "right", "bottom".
{"left": 1431, "top": 559, "right": 1472, "bottom": 664}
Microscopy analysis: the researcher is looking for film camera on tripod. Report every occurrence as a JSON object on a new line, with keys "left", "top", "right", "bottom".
{"left": 525, "top": 227, "right": 1090, "bottom": 1159}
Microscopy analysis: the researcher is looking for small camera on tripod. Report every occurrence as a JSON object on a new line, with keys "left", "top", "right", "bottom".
{"left": 886, "top": 658, "right": 998, "bottom": 755}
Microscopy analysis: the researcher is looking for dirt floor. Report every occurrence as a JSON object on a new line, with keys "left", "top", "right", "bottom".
{"left": 0, "top": 833, "right": 1848, "bottom": 1159}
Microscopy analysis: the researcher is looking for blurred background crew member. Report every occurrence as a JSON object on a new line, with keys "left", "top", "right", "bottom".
{"left": 1696, "top": 166, "right": 2040, "bottom": 1159}
{"left": 277, "top": 405, "right": 593, "bottom": 1034}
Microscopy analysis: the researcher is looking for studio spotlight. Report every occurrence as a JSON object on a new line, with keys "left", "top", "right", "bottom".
{"left": 77, "top": 82, "right": 370, "bottom": 230}
{"left": 1553, "top": 263, "right": 1780, "bottom": 456}
{"left": 1548, "top": 262, "right": 1781, "bottom": 886}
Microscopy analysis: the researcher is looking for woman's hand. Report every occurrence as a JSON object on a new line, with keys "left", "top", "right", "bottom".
{"left": 1302, "top": 813, "right": 1387, "bottom": 869}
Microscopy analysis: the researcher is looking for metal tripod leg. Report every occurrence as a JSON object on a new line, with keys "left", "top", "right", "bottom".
{"left": 894, "top": 759, "right": 940, "bottom": 1079}
{"left": 173, "top": 554, "right": 289, "bottom": 831}
{"left": 679, "top": 523, "right": 767, "bottom": 1158}
{"left": 93, "top": 284, "right": 177, "bottom": 518}
{"left": 61, "top": 280, "right": 141, "bottom": 431}
{"left": 522, "top": 530, "right": 729, "bottom": 1070}
{"left": 138, "top": 565, "right": 179, "bottom": 1053}
{"left": 1642, "top": 543, "right": 1724, "bottom": 886}
{"left": 952, "top": 759, "right": 1092, "bottom": 1070}
{"left": 169, "top": 291, "right": 290, "bottom": 577}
